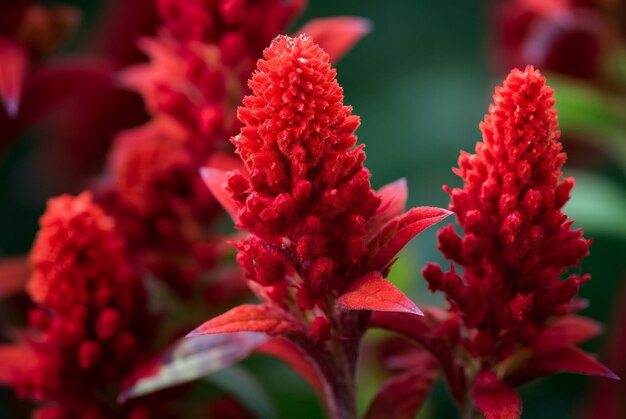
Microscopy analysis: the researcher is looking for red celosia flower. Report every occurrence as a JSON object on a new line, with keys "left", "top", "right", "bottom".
{"left": 99, "top": 117, "right": 222, "bottom": 296}
{"left": 372, "top": 66, "right": 617, "bottom": 419}
{"left": 19, "top": 192, "right": 158, "bottom": 418}
{"left": 122, "top": 0, "right": 307, "bottom": 162}
{"left": 106, "top": 117, "right": 199, "bottom": 217}
{"left": 156, "top": 0, "right": 305, "bottom": 57}
{"left": 107, "top": 0, "right": 372, "bottom": 298}
{"left": 190, "top": 35, "right": 449, "bottom": 419}
{"left": 28, "top": 192, "right": 136, "bottom": 314}
{"left": 424, "top": 66, "right": 590, "bottom": 341}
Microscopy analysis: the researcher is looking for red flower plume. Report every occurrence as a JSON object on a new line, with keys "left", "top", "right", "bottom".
{"left": 192, "top": 34, "right": 449, "bottom": 419}
{"left": 18, "top": 192, "right": 158, "bottom": 418}
{"left": 414, "top": 66, "right": 617, "bottom": 419}
{"left": 369, "top": 67, "right": 617, "bottom": 419}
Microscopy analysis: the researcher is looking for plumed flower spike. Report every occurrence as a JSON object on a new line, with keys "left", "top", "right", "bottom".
{"left": 21, "top": 192, "right": 156, "bottom": 418}
{"left": 195, "top": 35, "right": 450, "bottom": 419}
{"left": 229, "top": 34, "right": 381, "bottom": 303}
{"left": 28, "top": 192, "right": 134, "bottom": 315}
{"left": 417, "top": 66, "right": 616, "bottom": 419}
{"left": 235, "top": 34, "right": 362, "bottom": 195}
{"left": 433, "top": 65, "right": 590, "bottom": 314}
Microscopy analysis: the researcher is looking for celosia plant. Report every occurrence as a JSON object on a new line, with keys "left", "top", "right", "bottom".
{"left": 373, "top": 66, "right": 618, "bottom": 419}
{"left": 190, "top": 34, "right": 450, "bottom": 419}
{"left": 101, "top": 0, "right": 370, "bottom": 298}
{"left": 17, "top": 192, "right": 158, "bottom": 418}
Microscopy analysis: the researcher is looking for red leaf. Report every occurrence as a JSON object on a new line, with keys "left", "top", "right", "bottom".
{"left": 120, "top": 332, "right": 268, "bottom": 402}
{"left": 368, "top": 207, "right": 451, "bottom": 272}
{"left": 507, "top": 346, "right": 618, "bottom": 386}
{"left": 336, "top": 272, "right": 422, "bottom": 315}
{"left": 472, "top": 371, "right": 522, "bottom": 419}
{"left": 0, "top": 255, "right": 30, "bottom": 298}
{"left": 0, "top": 38, "right": 27, "bottom": 117}
{"left": 200, "top": 167, "right": 240, "bottom": 224}
{"left": 533, "top": 315, "right": 602, "bottom": 353}
{"left": 187, "top": 304, "right": 304, "bottom": 337}
{"left": 257, "top": 337, "right": 324, "bottom": 399}
{"left": 297, "top": 17, "right": 371, "bottom": 63}
{"left": 367, "top": 178, "right": 408, "bottom": 240}
{"left": 364, "top": 353, "right": 438, "bottom": 419}
{"left": 0, "top": 344, "right": 36, "bottom": 385}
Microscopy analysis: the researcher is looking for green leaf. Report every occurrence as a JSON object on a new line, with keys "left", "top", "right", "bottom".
{"left": 565, "top": 169, "right": 626, "bottom": 240}
{"left": 206, "top": 365, "right": 278, "bottom": 419}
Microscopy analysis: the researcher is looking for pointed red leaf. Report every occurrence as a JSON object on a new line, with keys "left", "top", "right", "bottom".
{"left": 0, "top": 255, "right": 30, "bottom": 298}
{"left": 187, "top": 304, "right": 304, "bottom": 337}
{"left": 364, "top": 353, "right": 438, "bottom": 419}
{"left": 297, "top": 17, "right": 371, "bottom": 63}
{"left": 533, "top": 315, "right": 602, "bottom": 353}
{"left": 120, "top": 332, "right": 268, "bottom": 402}
{"left": 368, "top": 207, "right": 452, "bottom": 272}
{"left": 507, "top": 346, "right": 619, "bottom": 386}
{"left": 337, "top": 272, "right": 422, "bottom": 315}
{"left": 0, "top": 344, "right": 36, "bottom": 385}
{"left": 200, "top": 167, "right": 240, "bottom": 224}
{"left": 472, "top": 371, "right": 522, "bottom": 419}
{"left": 0, "top": 38, "right": 27, "bottom": 117}
{"left": 367, "top": 178, "right": 408, "bottom": 240}
{"left": 257, "top": 337, "right": 324, "bottom": 399}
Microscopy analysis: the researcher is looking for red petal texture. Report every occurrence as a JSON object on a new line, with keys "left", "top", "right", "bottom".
{"left": 257, "top": 337, "right": 325, "bottom": 399}
{"left": 472, "top": 371, "right": 522, "bottom": 419}
{"left": 368, "top": 206, "right": 451, "bottom": 272}
{"left": 0, "top": 345, "right": 36, "bottom": 385}
{"left": 507, "top": 347, "right": 618, "bottom": 386}
{"left": 298, "top": 17, "right": 371, "bottom": 63}
{"left": 364, "top": 353, "right": 438, "bottom": 419}
{"left": 336, "top": 271, "right": 422, "bottom": 315}
{"left": 0, "top": 255, "right": 29, "bottom": 298}
{"left": 187, "top": 304, "right": 304, "bottom": 337}
{"left": 0, "top": 38, "right": 27, "bottom": 117}
{"left": 532, "top": 315, "right": 602, "bottom": 353}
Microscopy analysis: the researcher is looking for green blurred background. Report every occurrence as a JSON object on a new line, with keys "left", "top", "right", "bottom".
{"left": 1, "top": 1, "right": 625, "bottom": 418}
